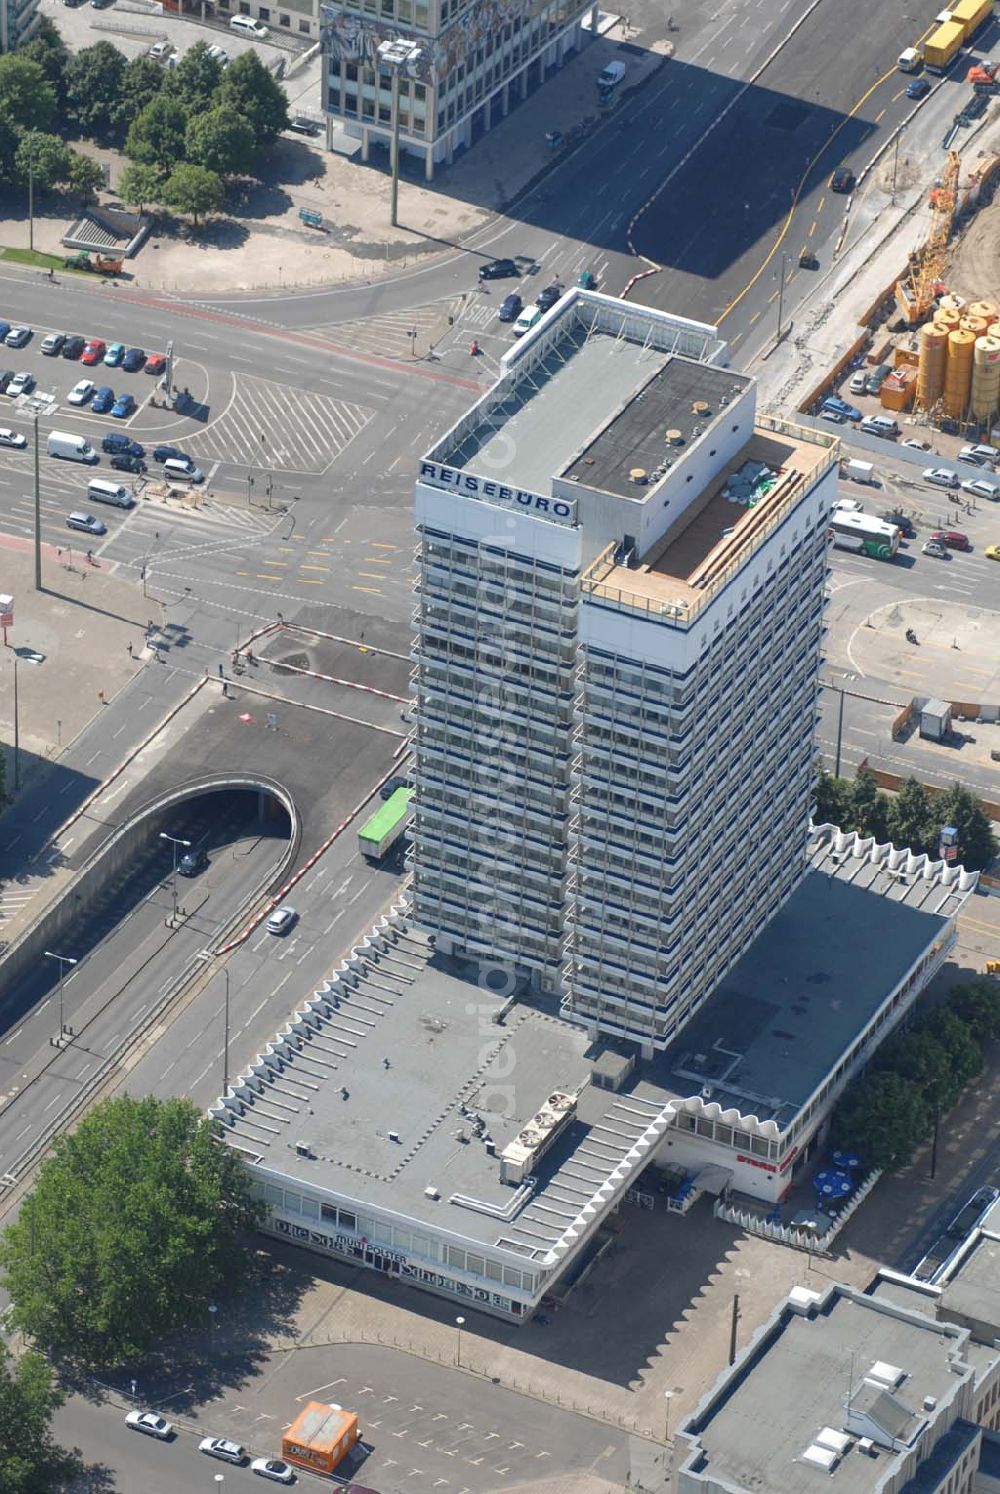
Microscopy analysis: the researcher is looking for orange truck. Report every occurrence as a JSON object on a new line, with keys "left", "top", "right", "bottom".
{"left": 282, "top": 1401, "right": 360, "bottom": 1477}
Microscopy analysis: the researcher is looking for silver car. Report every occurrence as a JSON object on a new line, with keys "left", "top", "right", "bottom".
{"left": 921, "top": 467, "right": 958, "bottom": 489}
{"left": 199, "top": 1436, "right": 247, "bottom": 1464}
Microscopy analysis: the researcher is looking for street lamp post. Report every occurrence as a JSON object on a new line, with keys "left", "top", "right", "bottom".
{"left": 664, "top": 1390, "right": 676, "bottom": 1444}
{"left": 378, "top": 39, "right": 422, "bottom": 229}
{"left": 159, "top": 831, "right": 191, "bottom": 927}
{"left": 455, "top": 1314, "right": 465, "bottom": 1367}
{"left": 33, "top": 413, "right": 41, "bottom": 592}
{"left": 775, "top": 250, "right": 787, "bottom": 347}
{"left": 44, "top": 950, "right": 77, "bottom": 1046}
{"left": 12, "top": 654, "right": 19, "bottom": 792}
{"left": 222, "top": 968, "right": 231, "bottom": 1094}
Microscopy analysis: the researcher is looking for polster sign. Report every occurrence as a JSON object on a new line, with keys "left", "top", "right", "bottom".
{"left": 419, "top": 461, "right": 576, "bottom": 525}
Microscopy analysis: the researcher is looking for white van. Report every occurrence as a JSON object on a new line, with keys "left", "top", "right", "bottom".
{"left": 47, "top": 430, "right": 97, "bottom": 463}
{"left": 229, "top": 14, "right": 268, "bottom": 36}
{"left": 87, "top": 478, "right": 134, "bottom": 509}
{"left": 898, "top": 47, "right": 922, "bottom": 72}
{"left": 597, "top": 61, "right": 626, "bottom": 90}
{"left": 163, "top": 457, "right": 204, "bottom": 484}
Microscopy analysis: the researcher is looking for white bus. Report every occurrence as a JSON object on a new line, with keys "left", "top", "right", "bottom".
{"left": 828, "top": 510, "right": 900, "bottom": 560}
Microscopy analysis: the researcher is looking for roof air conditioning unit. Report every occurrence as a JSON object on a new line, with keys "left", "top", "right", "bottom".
{"left": 858, "top": 1439, "right": 875, "bottom": 1457}
{"left": 294, "top": 1140, "right": 310, "bottom": 1157}
{"left": 424, "top": 1184, "right": 440, "bottom": 1200}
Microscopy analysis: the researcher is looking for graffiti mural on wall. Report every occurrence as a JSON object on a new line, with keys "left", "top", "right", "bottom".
{"left": 321, "top": 0, "right": 569, "bottom": 85}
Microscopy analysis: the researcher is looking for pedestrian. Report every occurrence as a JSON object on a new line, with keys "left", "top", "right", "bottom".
{"left": 86, "top": 549, "right": 92, "bottom": 565}
{"left": 127, "top": 641, "right": 133, "bottom": 658}
{"left": 218, "top": 662, "right": 224, "bottom": 678}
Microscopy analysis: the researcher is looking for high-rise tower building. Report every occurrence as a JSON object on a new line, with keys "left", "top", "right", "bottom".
{"left": 411, "top": 293, "right": 838, "bottom": 1051}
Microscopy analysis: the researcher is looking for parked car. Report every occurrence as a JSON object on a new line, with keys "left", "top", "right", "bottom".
{"left": 250, "top": 1459, "right": 296, "bottom": 1484}
{"left": 498, "top": 292, "right": 522, "bottom": 323}
{"left": 152, "top": 444, "right": 187, "bottom": 463}
{"left": 958, "top": 442, "right": 998, "bottom": 466}
{"left": 81, "top": 339, "right": 107, "bottom": 365}
{"left": 66, "top": 511, "right": 107, "bottom": 536}
{"left": 145, "top": 353, "right": 166, "bottom": 375}
{"left": 536, "top": 283, "right": 563, "bottom": 312}
{"left": 229, "top": 12, "right": 269, "bottom": 35}
{"left": 985, "top": 544, "right": 1000, "bottom": 560}
{"left": 0, "top": 427, "right": 26, "bottom": 448}
{"left": 7, "top": 371, "right": 33, "bottom": 397}
{"left": 40, "top": 331, "right": 66, "bottom": 356}
{"left": 61, "top": 335, "right": 86, "bottom": 359}
{"left": 126, "top": 1411, "right": 174, "bottom": 1440}
{"left": 0, "top": 370, "right": 14, "bottom": 393}
{"left": 288, "top": 113, "right": 319, "bottom": 134}
{"left": 265, "top": 907, "right": 297, "bottom": 936}
{"left": 380, "top": 774, "right": 412, "bottom": 800}
{"left": 148, "top": 39, "right": 175, "bottom": 60}
{"left": 103, "top": 342, "right": 125, "bottom": 366}
{"left": 922, "top": 538, "right": 948, "bottom": 557}
{"left": 91, "top": 386, "right": 115, "bottom": 414}
{"left": 5, "top": 326, "right": 30, "bottom": 348}
{"left": 906, "top": 76, "right": 931, "bottom": 99}
{"left": 122, "top": 346, "right": 146, "bottom": 372}
{"left": 859, "top": 415, "right": 898, "bottom": 438}
{"left": 922, "top": 466, "right": 959, "bottom": 489}
{"left": 513, "top": 303, "right": 542, "bottom": 336}
{"left": 929, "top": 528, "right": 970, "bottom": 550}
{"left": 110, "top": 453, "right": 146, "bottom": 474}
{"left": 865, "top": 364, "right": 892, "bottom": 395}
{"left": 961, "top": 477, "right": 1000, "bottom": 500}
{"left": 67, "top": 378, "right": 95, "bottom": 406}
{"left": 0, "top": 321, "right": 10, "bottom": 342}
{"left": 901, "top": 437, "right": 931, "bottom": 450}
{"left": 112, "top": 392, "right": 136, "bottom": 418}
{"left": 199, "top": 1437, "right": 247, "bottom": 1465}
{"left": 820, "top": 410, "right": 846, "bottom": 425}
{"left": 830, "top": 167, "right": 855, "bottom": 193}
{"left": 822, "top": 396, "right": 861, "bottom": 421}
{"left": 478, "top": 257, "right": 518, "bottom": 280}
{"left": 207, "top": 43, "right": 230, "bottom": 65}
{"left": 848, "top": 370, "right": 868, "bottom": 395}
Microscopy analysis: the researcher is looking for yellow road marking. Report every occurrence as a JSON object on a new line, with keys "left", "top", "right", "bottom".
{"left": 299, "top": 564, "right": 329, "bottom": 572}
{"left": 816, "top": 195, "right": 825, "bottom": 214}
{"left": 721, "top": 62, "right": 900, "bottom": 322}
{"left": 892, "top": 86, "right": 906, "bottom": 101}
{"left": 297, "top": 578, "right": 325, "bottom": 586}
{"left": 749, "top": 310, "right": 761, "bottom": 325}
{"left": 352, "top": 584, "right": 382, "bottom": 594}
{"left": 235, "top": 570, "right": 250, "bottom": 577}
{"left": 370, "top": 542, "right": 398, "bottom": 550}
{"left": 306, "top": 550, "right": 330, "bottom": 557}
{"left": 256, "top": 573, "right": 283, "bottom": 581}
{"left": 321, "top": 535, "right": 339, "bottom": 541}
{"left": 365, "top": 556, "right": 392, "bottom": 565}
{"left": 262, "top": 559, "right": 288, "bottom": 566}
{"left": 874, "top": 106, "right": 886, "bottom": 123}
{"left": 808, "top": 220, "right": 817, "bottom": 238}
{"left": 358, "top": 570, "right": 386, "bottom": 580}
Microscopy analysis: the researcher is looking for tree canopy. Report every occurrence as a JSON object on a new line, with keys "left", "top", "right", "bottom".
{"left": 64, "top": 42, "right": 125, "bottom": 135}
{"left": 0, "top": 56, "right": 56, "bottom": 133}
{"left": 125, "top": 93, "right": 188, "bottom": 172}
{"left": 186, "top": 107, "right": 256, "bottom": 178}
{"left": 0, "top": 1343, "right": 77, "bottom": 1493}
{"left": 117, "top": 160, "right": 163, "bottom": 213}
{"left": 0, "top": 1095, "right": 262, "bottom": 1368}
{"left": 218, "top": 51, "right": 287, "bottom": 145}
{"left": 813, "top": 768, "right": 997, "bottom": 871}
{"left": 168, "top": 41, "right": 224, "bottom": 110}
{"left": 163, "top": 162, "right": 225, "bottom": 223}
{"left": 14, "top": 132, "right": 70, "bottom": 191}
{"left": 116, "top": 54, "right": 166, "bottom": 128}
{"left": 833, "top": 1070, "right": 929, "bottom": 1171}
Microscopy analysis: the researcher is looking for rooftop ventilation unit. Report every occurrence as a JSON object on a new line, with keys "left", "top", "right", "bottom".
{"left": 294, "top": 1140, "right": 311, "bottom": 1157}
{"left": 857, "top": 1439, "right": 876, "bottom": 1458}
{"left": 816, "top": 1428, "right": 851, "bottom": 1456}
{"left": 801, "top": 1444, "right": 840, "bottom": 1473}
{"left": 866, "top": 1361, "right": 906, "bottom": 1390}
{"left": 424, "top": 1185, "right": 440, "bottom": 1200}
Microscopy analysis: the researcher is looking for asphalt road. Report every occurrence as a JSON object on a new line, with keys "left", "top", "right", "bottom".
{"left": 54, "top": 1339, "right": 631, "bottom": 1494}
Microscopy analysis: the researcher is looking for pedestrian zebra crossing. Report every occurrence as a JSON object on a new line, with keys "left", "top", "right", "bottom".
{"left": 183, "top": 375, "right": 374, "bottom": 475}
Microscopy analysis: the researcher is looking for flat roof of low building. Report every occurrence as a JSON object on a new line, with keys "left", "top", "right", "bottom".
{"left": 678, "top": 1283, "right": 975, "bottom": 1494}
{"left": 939, "top": 1232, "right": 1000, "bottom": 1334}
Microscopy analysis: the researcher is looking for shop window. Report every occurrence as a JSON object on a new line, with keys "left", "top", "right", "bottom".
{"left": 258, "top": 5, "right": 269, "bottom": 16}
{"left": 338, "top": 1209, "right": 357, "bottom": 1231}
{"left": 279, "top": 11, "right": 290, "bottom": 21}
{"left": 298, "top": 15, "right": 309, "bottom": 26}
{"left": 320, "top": 1203, "right": 338, "bottom": 1223}
{"left": 300, "top": 1196, "right": 319, "bottom": 1220}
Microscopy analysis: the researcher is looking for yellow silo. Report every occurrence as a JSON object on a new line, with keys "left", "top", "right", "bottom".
{"left": 942, "top": 328, "right": 976, "bottom": 417}
{"left": 917, "top": 320, "right": 949, "bottom": 410}
{"left": 971, "top": 334, "right": 1000, "bottom": 422}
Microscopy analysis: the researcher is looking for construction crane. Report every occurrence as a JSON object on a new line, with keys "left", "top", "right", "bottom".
{"left": 894, "top": 150, "right": 961, "bottom": 325}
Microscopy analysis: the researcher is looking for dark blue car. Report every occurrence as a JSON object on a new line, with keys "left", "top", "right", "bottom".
{"left": 122, "top": 347, "right": 146, "bottom": 372}
{"left": 102, "top": 432, "right": 145, "bottom": 456}
{"left": 91, "top": 386, "right": 114, "bottom": 414}
{"left": 906, "top": 77, "right": 931, "bottom": 99}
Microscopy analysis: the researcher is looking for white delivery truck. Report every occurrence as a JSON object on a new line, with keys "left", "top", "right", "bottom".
{"left": 47, "top": 430, "right": 98, "bottom": 463}
{"left": 845, "top": 459, "right": 876, "bottom": 485}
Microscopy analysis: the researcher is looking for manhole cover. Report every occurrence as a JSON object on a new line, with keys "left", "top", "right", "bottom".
{"left": 764, "top": 101, "right": 810, "bottom": 132}
{"left": 270, "top": 651, "right": 310, "bottom": 676}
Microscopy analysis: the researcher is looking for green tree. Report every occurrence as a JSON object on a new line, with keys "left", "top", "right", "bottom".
{"left": 218, "top": 50, "right": 287, "bottom": 145}
{"left": 0, "top": 113, "right": 19, "bottom": 187}
{"left": 923, "top": 782, "right": 998, "bottom": 872}
{"left": 921, "top": 1006, "right": 984, "bottom": 1092}
{"left": 20, "top": 17, "right": 68, "bottom": 105}
{"left": 64, "top": 41, "right": 125, "bottom": 135}
{"left": 125, "top": 93, "right": 188, "bottom": 172}
{"left": 115, "top": 54, "right": 166, "bottom": 130}
{"left": 813, "top": 765, "right": 850, "bottom": 826}
{"left": 833, "top": 1070, "right": 929, "bottom": 1171}
{"left": 14, "top": 132, "right": 71, "bottom": 191}
{"left": 67, "top": 152, "right": 104, "bottom": 203}
{"left": 186, "top": 106, "right": 255, "bottom": 178}
{"left": 117, "top": 160, "right": 164, "bottom": 213}
{"left": 0, "top": 1343, "right": 77, "bottom": 1493}
{"left": 0, "top": 56, "right": 56, "bottom": 132}
{"left": 0, "top": 1095, "right": 262, "bottom": 1368}
{"left": 847, "top": 767, "right": 890, "bottom": 841}
{"left": 162, "top": 161, "right": 224, "bottom": 225}
{"left": 168, "top": 40, "right": 223, "bottom": 110}
{"left": 886, "top": 776, "right": 932, "bottom": 854}
{"left": 949, "top": 977, "right": 1000, "bottom": 1043}
{"left": 878, "top": 1026, "right": 964, "bottom": 1117}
